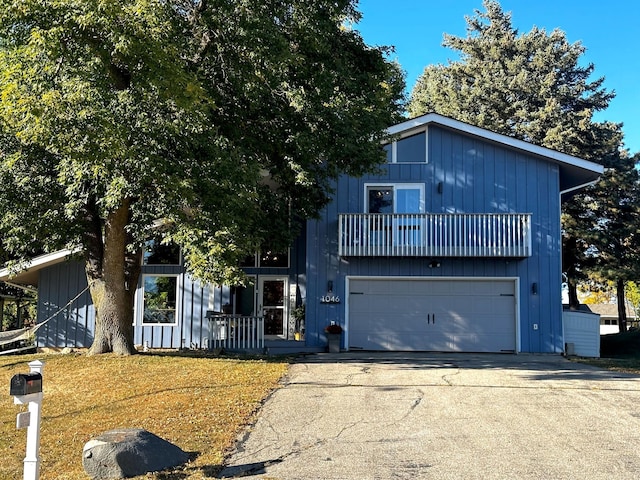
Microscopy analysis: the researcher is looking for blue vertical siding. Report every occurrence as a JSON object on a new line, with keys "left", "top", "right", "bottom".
{"left": 37, "top": 260, "right": 94, "bottom": 348}
{"left": 306, "top": 125, "right": 564, "bottom": 353}
{"left": 35, "top": 229, "right": 307, "bottom": 349}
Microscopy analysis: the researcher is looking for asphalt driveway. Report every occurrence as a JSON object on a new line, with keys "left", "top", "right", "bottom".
{"left": 218, "top": 353, "right": 640, "bottom": 479}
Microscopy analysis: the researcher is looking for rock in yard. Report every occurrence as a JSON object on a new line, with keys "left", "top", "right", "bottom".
{"left": 82, "top": 428, "right": 189, "bottom": 479}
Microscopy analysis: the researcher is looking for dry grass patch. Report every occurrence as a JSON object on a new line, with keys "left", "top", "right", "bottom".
{"left": 0, "top": 351, "right": 288, "bottom": 479}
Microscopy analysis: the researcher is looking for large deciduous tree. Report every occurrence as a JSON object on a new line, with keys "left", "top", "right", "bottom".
{"left": 0, "top": 0, "right": 405, "bottom": 354}
{"left": 408, "top": 0, "right": 628, "bottom": 309}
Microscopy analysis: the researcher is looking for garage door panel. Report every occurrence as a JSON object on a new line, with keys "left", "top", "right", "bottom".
{"left": 348, "top": 278, "right": 517, "bottom": 352}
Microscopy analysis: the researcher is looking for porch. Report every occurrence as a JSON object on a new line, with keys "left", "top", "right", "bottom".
{"left": 339, "top": 213, "right": 532, "bottom": 258}
{"left": 207, "top": 314, "right": 321, "bottom": 355}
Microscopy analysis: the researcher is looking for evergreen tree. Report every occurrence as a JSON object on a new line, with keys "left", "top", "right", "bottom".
{"left": 409, "top": 0, "right": 617, "bottom": 158}
{"left": 570, "top": 154, "right": 640, "bottom": 331}
{"left": 408, "top": 0, "right": 630, "bottom": 310}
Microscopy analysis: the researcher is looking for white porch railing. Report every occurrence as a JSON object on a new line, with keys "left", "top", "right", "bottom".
{"left": 207, "top": 314, "right": 264, "bottom": 351}
{"left": 339, "top": 213, "right": 532, "bottom": 258}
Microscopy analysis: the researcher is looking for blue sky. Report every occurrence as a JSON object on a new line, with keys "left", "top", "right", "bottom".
{"left": 356, "top": 0, "right": 640, "bottom": 154}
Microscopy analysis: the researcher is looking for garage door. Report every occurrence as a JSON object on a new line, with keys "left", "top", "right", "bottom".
{"left": 348, "top": 278, "right": 517, "bottom": 352}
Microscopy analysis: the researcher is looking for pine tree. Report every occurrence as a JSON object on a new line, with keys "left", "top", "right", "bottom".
{"left": 570, "top": 155, "right": 640, "bottom": 331}
{"left": 409, "top": 0, "right": 633, "bottom": 312}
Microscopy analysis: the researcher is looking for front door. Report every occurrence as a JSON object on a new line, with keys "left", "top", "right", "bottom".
{"left": 258, "top": 276, "right": 288, "bottom": 338}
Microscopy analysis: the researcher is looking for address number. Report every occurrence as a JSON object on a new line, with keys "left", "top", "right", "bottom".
{"left": 320, "top": 295, "right": 341, "bottom": 304}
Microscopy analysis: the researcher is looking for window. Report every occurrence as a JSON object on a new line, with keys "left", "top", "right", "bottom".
{"left": 397, "top": 132, "right": 427, "bottom": 163}
{"left": 143, "top": 239, "right": 180, "bottom": 265}
{"left": 383, "top": 130, "right": 428, "bottom": 163}
{"left": 239, "top": 250, "right": 290, "bottom": 268}
{"left": 142, "top": 275, "right": 178, "bottom": 324}
{"left": 365, "top": 184, "right": 425, "bottom": 247}
{"left": 366, "top": 184, "right": 425, "bottom": 214}
{"left": 259, "top": 250, "right": 289, "bottom": 268}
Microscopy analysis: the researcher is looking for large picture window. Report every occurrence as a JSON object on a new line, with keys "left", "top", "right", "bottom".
{"left": 142, "top": 275, "right": 178, "bottom": 325}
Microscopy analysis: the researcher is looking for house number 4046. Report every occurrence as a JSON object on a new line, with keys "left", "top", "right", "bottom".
{"left": 321, "top": 295, "right": 341, "bottom": 304}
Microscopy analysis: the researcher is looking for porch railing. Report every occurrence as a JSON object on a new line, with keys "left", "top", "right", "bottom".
{"left": 339, "top": 213, "right": 532, "bottom": 258}
{"left": 207, "top": 314, "right": 264, "bottom": 351}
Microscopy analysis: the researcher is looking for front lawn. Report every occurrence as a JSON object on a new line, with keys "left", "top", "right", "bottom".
{"left": 0, "top": 351, "right": 288, "bottom": 479}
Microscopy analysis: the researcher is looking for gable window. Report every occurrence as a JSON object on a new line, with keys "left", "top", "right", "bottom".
{"left": 143, "top": 239, "right": 180, "bottom": 265}
{"left": 384, "top": 129, "right": 428, "bottom": 163}
{"left": 142, "top": 275, "right": 178, "bottom": 325}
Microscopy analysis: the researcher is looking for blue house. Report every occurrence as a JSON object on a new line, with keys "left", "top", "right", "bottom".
{"left": 0, "top": 114, "right": 602, "bottom": 354}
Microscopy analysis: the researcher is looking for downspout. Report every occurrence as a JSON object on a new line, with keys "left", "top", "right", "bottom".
{"left": 559, "top": 179, "right": 599, "bottom": 197}
{"left": 559, "top": 177, "right": 602, "bottom": 353}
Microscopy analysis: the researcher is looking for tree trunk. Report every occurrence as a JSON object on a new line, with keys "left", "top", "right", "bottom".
{"left": 563, "top": 235, "right": 582, "bottom": 310}
{"left": 567, "top": 279, "right": 580, "bottom": 310}
{"left": 617, "top": 279, "right": 628, "bottom": 334}
{"left": 86, "top": 199, "right": 139, "bottom": 355}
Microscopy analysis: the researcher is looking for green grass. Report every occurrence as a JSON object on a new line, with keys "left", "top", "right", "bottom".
{"left": 0, "top": 351, "right": 288, "bottom": 479}
{"left": 4, "top": 336, "right": 639, "bottom": 479}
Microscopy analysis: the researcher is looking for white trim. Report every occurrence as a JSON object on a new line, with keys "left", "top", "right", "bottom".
{"left": 345, "top": 275, "right": 520, "bottom": 353}
{"left": 386, "top": 113, "right": 603, "bottom": 176}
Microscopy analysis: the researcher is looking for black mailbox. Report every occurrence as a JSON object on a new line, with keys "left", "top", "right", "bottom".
{"left": 10, "top": 372, "right": 42, "bottom": 396}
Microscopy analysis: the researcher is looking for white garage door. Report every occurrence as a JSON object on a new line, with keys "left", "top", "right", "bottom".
{"left": 348, "top": 278, "right": 517, "bottom": 353}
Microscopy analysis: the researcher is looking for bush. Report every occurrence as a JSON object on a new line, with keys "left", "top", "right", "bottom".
{"left": 600, "top": 330, "right": 640, "bottom": 358}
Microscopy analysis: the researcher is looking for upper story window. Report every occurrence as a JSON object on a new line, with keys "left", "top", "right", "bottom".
{"left": 366, "top": 184, "right": 425, "bottom": 213}
{"left": 240, "top": 250, "right": 290, "bottom": 268}
{"left": 143, "top": 239, "right": 180, "bottom": 266}
{"left": 384, "top": 130, "right": 428, "bottom": 164}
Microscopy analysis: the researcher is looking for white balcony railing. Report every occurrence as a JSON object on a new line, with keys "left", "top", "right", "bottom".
{"left": 339, "top": 213, "right": 532, "bottom": 258}
{"left": 207, "top": 314, "right": 264, "bottom": 351}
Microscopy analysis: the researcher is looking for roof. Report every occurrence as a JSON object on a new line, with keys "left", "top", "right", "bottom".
{"left": 0, "top": 249, "right": 77, "bottom": 286}
{"left": 386, "top": 113, "right": 604, "bottom": 193}
{"left": 585, "top": 303, "right": 637, "bottom": 319}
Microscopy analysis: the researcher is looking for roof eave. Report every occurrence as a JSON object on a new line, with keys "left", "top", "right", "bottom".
{"left": 0, "top": 249, "right": 78, "bottom": 286}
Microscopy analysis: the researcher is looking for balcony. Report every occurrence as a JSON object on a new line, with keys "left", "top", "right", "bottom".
{"left": 339, "top": 213, "right": 532, "bottom": 258}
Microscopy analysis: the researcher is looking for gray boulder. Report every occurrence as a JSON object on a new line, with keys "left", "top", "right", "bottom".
{"left": 82, "top": 428, "right": 189, "bottom": 479}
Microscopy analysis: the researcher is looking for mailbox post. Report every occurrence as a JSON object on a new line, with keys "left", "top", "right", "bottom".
{"left": 10, "top": 360, "right": 44, "bottom": 480}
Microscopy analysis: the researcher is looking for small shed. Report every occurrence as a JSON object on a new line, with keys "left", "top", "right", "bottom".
{"left": 562, "top": 308, "right": 600, "bottom": 358}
